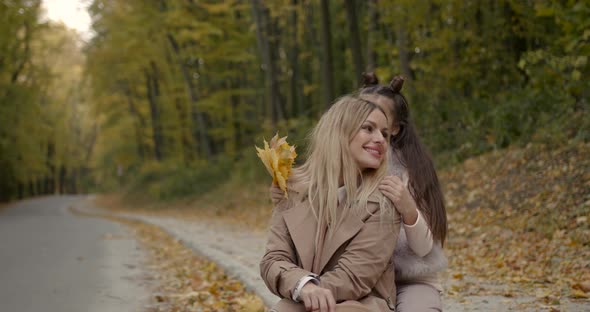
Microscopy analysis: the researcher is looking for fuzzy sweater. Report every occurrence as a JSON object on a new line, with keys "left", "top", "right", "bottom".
{"left": 389, "top": 151, "right": 448, "bottom": 291}
{"left": 394, "top": 215, "right": 447, "bottom": 291}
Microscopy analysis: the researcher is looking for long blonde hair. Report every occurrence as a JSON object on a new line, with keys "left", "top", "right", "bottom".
{"left": 289, "top": 95, "right": 393, "bottom": 231}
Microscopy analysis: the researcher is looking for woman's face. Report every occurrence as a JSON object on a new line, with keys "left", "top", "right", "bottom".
{"left": 349, "top": 109, "right": 389, "bottom": 170}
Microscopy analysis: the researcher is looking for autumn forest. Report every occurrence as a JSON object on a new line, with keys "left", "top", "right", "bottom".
{"left": 1, "top": 1, "right": 590, "bottom": 309}
{"left": 0, "top": 0, "right": 588, "bottom": 201}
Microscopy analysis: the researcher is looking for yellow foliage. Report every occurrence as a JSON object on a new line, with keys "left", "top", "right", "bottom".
{"left": 255, "top": 133, "right": 297, "bottom": 198}
{"left": 236, "top": 293, "right": 266, "bottom": 312}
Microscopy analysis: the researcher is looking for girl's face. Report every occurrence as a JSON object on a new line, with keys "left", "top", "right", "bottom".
{"left": 349, "top": 109, "right": 389, "bottom": 170}
{"left": 362, "top": 95, "right": 400, "bottom": 136}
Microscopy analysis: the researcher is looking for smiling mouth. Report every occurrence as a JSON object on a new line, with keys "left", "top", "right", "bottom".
{"left": 364, "top": 146, "right": 382, "bottom": 158}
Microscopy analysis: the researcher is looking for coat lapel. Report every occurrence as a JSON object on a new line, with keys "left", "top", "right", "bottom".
{"left": 318, "top": 213, "right": 364, "bottom": 272}
{"left": 318, "top": 196, "right": 381, "bottom": 273}
{"left": 283, "top": 201, "right": 317, "bottom": 272}
{"left": 285, "top": 194, "right": 383, "bottom": 274}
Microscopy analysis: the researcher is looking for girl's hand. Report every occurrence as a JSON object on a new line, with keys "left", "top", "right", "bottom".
{"left": 299, "top": 283, "right": 336, "bottom": 312}
{"left": 379, "top": 175, "right": 418, "bottom": 225}
{"left": 269, "top": 184, "right": 285, "bottom": 205}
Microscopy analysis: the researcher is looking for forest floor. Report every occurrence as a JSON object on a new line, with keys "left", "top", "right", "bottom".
{"left": 96, "top": 140, "right": 590, "bottom": 311}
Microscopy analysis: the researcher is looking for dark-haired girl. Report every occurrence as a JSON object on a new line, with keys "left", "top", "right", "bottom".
{"left": 270, "top": 74, "right": 448, "bottom": 311}
{"left": 360, "top": 73, "right": 448, "bottom": 311}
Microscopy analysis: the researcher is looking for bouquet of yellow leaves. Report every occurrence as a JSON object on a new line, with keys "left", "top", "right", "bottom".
{"left": 255, "top": 133, "right": 297, "bottom": 198}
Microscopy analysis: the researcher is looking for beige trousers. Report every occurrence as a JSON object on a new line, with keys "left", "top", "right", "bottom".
{"left": 270, "top": 295, "right": 389, "bottom": 312}
{"left": 396, "top": 283, "right": 442, "bottom": 312}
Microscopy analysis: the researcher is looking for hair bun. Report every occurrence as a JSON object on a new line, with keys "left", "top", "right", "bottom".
{"left": 362, "top": 72, "right": 379, "bottom": 87}
{"left": 389, "top": 76, "right": 404, "bottom": 93}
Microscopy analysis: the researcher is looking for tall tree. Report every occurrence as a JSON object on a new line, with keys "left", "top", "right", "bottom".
{"left": 344, "top": 0, "right": 364, "bottom": 86}
{"left": 251, "top": 0, "right": 284, "bottom": 125}
{"left": 287, "top": 0, "right": 303, "bottom": 117}
{"left": 365, "top": 0, "right": 378, "bottom": 73}
{"left": 319, "top": 0, "right": 334, "bottom": 109}
{"left": 145, "top": 61, "right": 165, "bottom": 161}
{"left": 166, "top": 33, "right": 213, "bottom": 160}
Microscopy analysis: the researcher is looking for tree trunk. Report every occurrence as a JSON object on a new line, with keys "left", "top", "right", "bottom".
{"left": 69, "top": 168, "right": 78, "bottom": 194}
{"left": 302, "top": 0, "right": 319, "bottom": 116}
{"left": 166, "top": 34, "right": 213, "bottom": 161}
{"left": 268, "top": 15, "right": 285, "bottom": 121}
{"left": 28, "top": 180, "right": 34, "bottom": 197}
{"left": 36, "top": 178, "right": 43, "bottom": 196}
{"left": 366, "top": 0, "right": 378, "bottom": 72}
{"left": 11, "top": 22, "right": 31, "bottom": 84}
{"left": 145, "top": 63, "right": 164, "bottom": 161}
{"left": 396, "top": 22, "right": 412, "bottom": 81}
{"left": 395, "top": 6, "right": 414, "bottom": 94}
{"left": 288, "top": 0, "right": 303, "bottom": 117}
{"left": 174, "top": 98, "right": 193, "bottom": 164}
{"left": 123, "top": 84, "right": 147, "bottom": 160}
{"left": 46, "top": 141, "right": 56, "bottom": 193}
{"left": 226, "top": 72, "right": 241, "bottom": 159}
{"left": 17, "top": 182, "right": 24, "bottom": 199}
{"left": 251, "top": 0, "right": 284, "bottom": 125}
{"left": 319, "top": 0, "right": 334, "bottom": 109}
{"left": 59, "top": 166, "right": 66, "bottom": 194}
{"left": 345, "top": 0, "right": 364, "bottom": 87}
{"left": 250, "top": 0, "right": 269, "bottom": 119}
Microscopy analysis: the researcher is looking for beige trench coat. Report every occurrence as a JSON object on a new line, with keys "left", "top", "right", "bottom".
{"left": 260, "top": 194, "right": 401, "bottom": 312}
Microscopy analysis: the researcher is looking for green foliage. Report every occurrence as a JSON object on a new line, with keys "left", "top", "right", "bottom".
{"left": 0, "top": 2, "right": 94, "bottom": 200}
{"left": 377, "top": 0, "right": 590, "bottom": 167}
{"left": 1, "top": 0, "right": 587, "bottom": 201}
{"left": 123, "top": 157, "right": 232, "bottom": 201}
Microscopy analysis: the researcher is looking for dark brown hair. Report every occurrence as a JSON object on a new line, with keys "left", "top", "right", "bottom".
{"left": 361, "top": 73, "right": 448, "bottom": 246}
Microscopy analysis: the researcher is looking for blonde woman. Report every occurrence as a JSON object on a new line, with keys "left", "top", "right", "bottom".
{"left": 260, "top": 96, "right": 402, "bottom": 312}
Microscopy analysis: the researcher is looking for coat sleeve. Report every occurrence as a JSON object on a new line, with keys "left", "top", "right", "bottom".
{"left": 319, "top": 205, "right": 401, "bottom": 301}
{"left": 259, "top": 201, "right": 313, "bottom": 299}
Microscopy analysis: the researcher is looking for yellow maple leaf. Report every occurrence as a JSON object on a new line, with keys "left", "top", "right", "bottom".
{"left": 255, "top": 133, "right": 297, "bottom": 198}
{"left": 571, "top": 289, "right": 589, "bottom": 299}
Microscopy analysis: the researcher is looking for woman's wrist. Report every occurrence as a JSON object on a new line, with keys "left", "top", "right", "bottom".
{"left": 401, "top": 207, "right": 419, "bottom": 225}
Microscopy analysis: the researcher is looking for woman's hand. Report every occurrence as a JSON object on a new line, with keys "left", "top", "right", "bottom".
{"left": 379, "top": 175, "right": 418, "bottom": 225}
{"left": 269, "top": 184, "right": 285, "bottom": 205}
{"left": 299, "top": 283, "right": 336, "bottom": 312}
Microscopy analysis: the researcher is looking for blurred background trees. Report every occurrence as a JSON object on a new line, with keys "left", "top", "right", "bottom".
{"left": 1, "top": 0, "right": 588, "bottom": 201}
{"left": 0, "top": 0, "right": 93, "bottom": 200}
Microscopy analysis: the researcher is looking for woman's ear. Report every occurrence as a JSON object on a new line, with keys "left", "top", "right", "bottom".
{"left": 391, "top": 124, "right": 401, "bottom": 136}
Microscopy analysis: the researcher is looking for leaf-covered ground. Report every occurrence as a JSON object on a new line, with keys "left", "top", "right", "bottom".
{"left": 131, "top": 220, "right": 265, "bottom": 312}
{"left": 439, "top": 141, "right": 590, "bottom": 308}
{"left": 104, "top": 141, "right": 590, "bottom": 310}
{"left": 71, "top": 204, "right": 265, "bottom": 312}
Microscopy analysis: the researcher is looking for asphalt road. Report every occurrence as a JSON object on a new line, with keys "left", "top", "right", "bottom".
{"left": 0, "top": 196, "right": 150, "bottom": 312}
